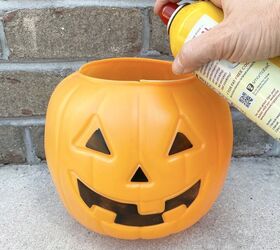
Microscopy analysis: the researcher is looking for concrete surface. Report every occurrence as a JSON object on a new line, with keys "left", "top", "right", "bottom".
{"left": 0, "top": 158, "right": 280, "bottom": 249}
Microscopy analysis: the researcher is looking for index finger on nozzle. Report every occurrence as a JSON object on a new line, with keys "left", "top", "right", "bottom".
{"left": 154, "top": 0, "right": 178, "bottom": 14}
{"left": 154, "top": 0, "right": 165, "bottom": 14}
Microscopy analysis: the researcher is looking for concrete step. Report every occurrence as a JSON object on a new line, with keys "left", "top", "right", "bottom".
{"left": 0, "top": 158, "right": 280, "bottom": 249}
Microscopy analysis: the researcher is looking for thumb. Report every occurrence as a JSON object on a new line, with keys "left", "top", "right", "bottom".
{"left": 172, "top": 23, "right": 232, "bottom": 74}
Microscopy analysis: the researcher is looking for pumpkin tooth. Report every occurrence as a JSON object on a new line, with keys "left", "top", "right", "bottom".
{"left": 162, "top": 205, "right": 187, "bottom": 223}
{"left": 90, "top": 206, "right": 116, "bottom": 223}
{"left": 138, "top": 200, "right": 165, "bottom": 215}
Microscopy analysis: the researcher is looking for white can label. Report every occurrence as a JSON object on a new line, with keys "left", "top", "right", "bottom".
{"left": 185, "top": 15, "right": 280, "bottom": 140}
{"left": 185, "top": 15, "right": 218, "bottom": 42}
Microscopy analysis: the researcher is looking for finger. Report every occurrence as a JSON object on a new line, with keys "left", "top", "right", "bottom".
{"left": 172, "top": 24, "right": 233, "bottom": 74}
{"left": 154, "top": 0, "right": 179, "bottom": 14}
{"left": 209, "top": 0, "right": 222, "bottom": 8}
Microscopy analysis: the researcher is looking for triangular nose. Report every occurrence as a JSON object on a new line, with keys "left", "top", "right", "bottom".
{"left": 131, "top": 166, "right": 149, "bottom": 182}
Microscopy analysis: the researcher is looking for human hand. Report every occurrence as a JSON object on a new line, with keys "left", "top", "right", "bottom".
{"left": 154, "top": 0, "right": 180, "bottom": 14}
{"left": 154, "top": 0, "right": 222, "bottom": 14}
{"left": 155, "top": 0, "right": 280, "bottom": 74}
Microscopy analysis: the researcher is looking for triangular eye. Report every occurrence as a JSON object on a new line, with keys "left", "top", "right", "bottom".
{"left": 169, "top": 132, "right": 193, "bottom": 155}
{"left": 86, "top": 129, "right": 111, "bottom": 155}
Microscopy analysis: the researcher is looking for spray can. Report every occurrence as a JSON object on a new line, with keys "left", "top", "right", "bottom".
{"left": 159, "top": 1, "right": 280, "bottom": 141}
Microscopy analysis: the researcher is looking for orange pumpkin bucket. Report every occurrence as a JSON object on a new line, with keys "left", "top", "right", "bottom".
{"left": 45, "top": 58, "right": 233, "bottom": 239}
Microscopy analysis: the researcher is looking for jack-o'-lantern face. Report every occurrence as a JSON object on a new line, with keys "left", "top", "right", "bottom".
{"left": 45, "top": 58, "right": 233, "bottom": 239}
{"left": 77, "top": 127, "right": 200, "bottom": 227}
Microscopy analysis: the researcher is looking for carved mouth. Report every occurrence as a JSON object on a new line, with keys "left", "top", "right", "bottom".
{"left": 77, "top": 179, "right": 200, "bottom": 227}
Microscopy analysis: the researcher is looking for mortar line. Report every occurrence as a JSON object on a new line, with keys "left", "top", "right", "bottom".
{"left": 139, "top": 8, "right": 162, "bottom": 57}
{"left": 140, "top": 8, "right": 150, "bottom": 52}
{"left": 0, "top": 56, "right": 171, "bottom": 72}
{"left": 0, "top": 20, "right": 10, "bottom": 60}
{"left": 23, "top": 127, "right": 40, "bottom": 165}
{"left": 0, "top": 61, "right": 86, "bottom": 72}
{"left": 269, "top": 140, "right": 280, "bottom": 157}
{"left": 0, "top": 0, "right": 153, "bottom": 11}
{"left": 0, "top": 117, "right": 45, "bottom": 127}
{"left": 0, "top": 56, "right": 174, "bottom": 71}
{"left": 3, "top": 58, "right": 92, "bottom": 64}
{"left": 0, "top": 110, "right": 244, "bottom": 127}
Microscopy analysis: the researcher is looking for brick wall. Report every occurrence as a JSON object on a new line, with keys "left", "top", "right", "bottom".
{"left": 0, "top": 0, "right": 279, "bottom": 165}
